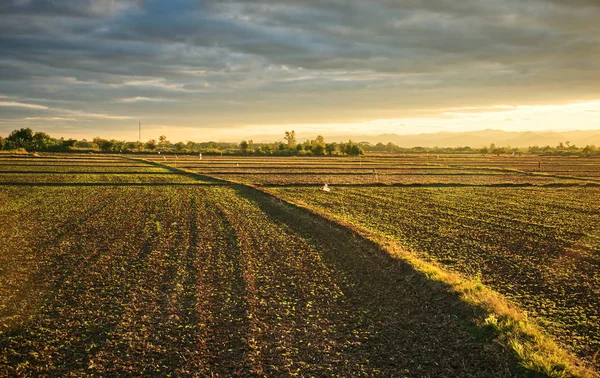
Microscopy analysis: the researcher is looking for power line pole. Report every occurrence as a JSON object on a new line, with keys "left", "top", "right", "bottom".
{"left": 138, "top": 121, "right": 141, "bottom": 144}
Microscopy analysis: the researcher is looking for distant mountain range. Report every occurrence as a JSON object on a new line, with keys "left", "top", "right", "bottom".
{"left": 250, "top": 129, "right": 600, "bottom": 148}
{"left": 365, "top": 129, "right": 600, "bottom": 148}
{"left": 362, "top": 129, "right": 600, "bottom": 148}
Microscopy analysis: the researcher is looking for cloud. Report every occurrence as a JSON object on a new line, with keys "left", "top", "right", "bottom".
{"left": 0, "top": 0, "right": 598, "bottom": 138}
{"left": 0, "top": 0, "right": 139, "bottom": 18}
{"left": 118, "top": 96, "right": 175, "bottom": 103}
{"left": 24, "top": 116, "right": 76, "bottom": 121}
{"left": 0, "top": 100, "right": 48, "bottom": 109}
{"left": 63, "top": 110, "right": 132, "bottom": 120}
{"left": 0, "top": 95, "right": 132, "bottom": 122}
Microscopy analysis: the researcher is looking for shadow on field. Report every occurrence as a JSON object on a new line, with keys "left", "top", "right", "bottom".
{"left": 129, "top": 157, "right": 235, "bottom": 185}
{"left": 232, "top": 185, "right": 535, "bottom": 377}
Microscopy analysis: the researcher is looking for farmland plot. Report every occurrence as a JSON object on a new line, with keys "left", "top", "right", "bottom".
{"left": 160, "top": 155, "right": 600, "bottom": 371}
{"left": 0, "top": 157, "right": 207, "bottom": 185}
{"left": 0, "top": 156, "right": 521, "bottom": 376}
{"left": 201, "top": 172, "right": 591, "bottom": 186}
{"left": 270, "top": 186, "right": 600, "bottom": 369}
{"left": 166, "top": 155, "right": 600, "bottom": 186}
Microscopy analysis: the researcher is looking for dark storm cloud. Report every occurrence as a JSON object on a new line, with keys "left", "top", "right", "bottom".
{"left": 0, "top": 0, "right": 598, "bottom": 135}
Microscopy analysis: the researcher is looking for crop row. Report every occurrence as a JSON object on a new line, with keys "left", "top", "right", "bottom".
{"left": 205, "top": 172, "right": 592, "bottom": 186}
{"left": 0, "top": 165, "right": 168, "bottom": 173}
{"left": 181, "top": 167, "right": 489, "bottom": 174}
{"left": 0, "top": 157, "right": 130, "bottom": 164}
{"left": 0, "top": 172, "right": 205, "bottom": 185}
{"left": 174, "top": 163, "right": 445, "bottom": 169}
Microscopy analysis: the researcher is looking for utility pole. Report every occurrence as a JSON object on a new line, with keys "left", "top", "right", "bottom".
{"left": 138, "top": 122, "right": 141, "bottom": 144}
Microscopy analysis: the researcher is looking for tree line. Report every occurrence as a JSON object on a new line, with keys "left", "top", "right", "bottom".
{"left": 361, "top": 141, "right": 600, "bottom": 156}
{"left": 0, "top": 128, "right": 365, "bottom": 156}
{"left": 2, "top": 127, "right": 599, "bottom": 156}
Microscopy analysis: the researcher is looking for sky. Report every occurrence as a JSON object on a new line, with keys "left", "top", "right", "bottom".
{"left": 0, "top": 0, "right": 599, "bottom": 142}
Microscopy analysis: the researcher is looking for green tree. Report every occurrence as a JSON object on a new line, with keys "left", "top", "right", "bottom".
{"left": 240, "top": 140, "right": 249, "bottom": 153}
{"left": 114, "top": 140, "right": 126, "bottom": 152}
{"left": 8, "top": 128, "right": 34, "bottom": 149}
{"left": 374, "top": 142, "right": 386, "bottom": 152}
{"left": 186, "top": 141, "right": 198, "bottom": 152}
{"left": 353, "top": 145, "right": 364, "bottom": 156}
{"left": 311, "top": 135, "right": 326, "bottom": 155}
{"left": 62, "top": 138, "right": 77, "bottom": 149}
{"left": 302, "top": 140, "right": 312, "bottom": 152}
{"left": 32, "top": 132, "right": 53, "bottom": 150}
{"left": 93, "top": 137, "right": 116, "bottom": 152}
{"left": 582, "top": 145, "right": 596, "bottom": 155}
{"left": 145, "top": 139, "right": 157, "bottom": 151}
{"left": 75, "top": 139, "right": 97, "bottom": 150}
{"left": 174, "top": 141, "right": 186, "bottom": 152}
{"left": 126, "top": 141, "right": 141, "bottom": 151}
{"left": 325, "top": 143, "right": 337, "bottom": 155}
{"left": 492, "top": 147, "right": 506, "bottom": 155}
{"left": 312, "top": 143, "right": 325, "bottom": 155}
{"left": 158, "top": 135, "right": 169, "bottom": 148}
{"left": 342, "top": 140, "right": 364, "bottom": 156}
{"left": 284, "top": 130, "right": 296, "bottom": 149}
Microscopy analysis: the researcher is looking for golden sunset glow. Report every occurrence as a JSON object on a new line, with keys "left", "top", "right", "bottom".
{"left": 1, "top": 1, "right": 599, "bottom": 142}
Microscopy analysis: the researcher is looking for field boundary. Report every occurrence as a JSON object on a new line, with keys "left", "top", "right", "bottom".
{"left": 449, "top": 164, "right": 600, "bottom": 184}
{"left": 133, "top": 157, "right": 599, "bottom": 378}
{"left": 257, "top": 182, "right": 600, "bottom": 188}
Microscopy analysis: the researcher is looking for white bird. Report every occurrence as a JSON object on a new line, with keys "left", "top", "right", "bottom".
{"left": 322, "top": 183, "right": 331, "bottom": 192}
